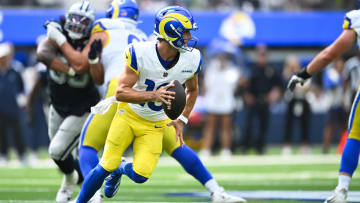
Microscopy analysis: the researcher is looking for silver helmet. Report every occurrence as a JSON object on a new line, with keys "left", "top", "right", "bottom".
{"left": 64, "top": 1, "right": 95, "bottom": 40}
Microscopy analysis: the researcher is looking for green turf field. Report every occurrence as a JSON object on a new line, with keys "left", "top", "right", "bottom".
{"left": 0, "top": 154, "right": 359, "bottom": 203}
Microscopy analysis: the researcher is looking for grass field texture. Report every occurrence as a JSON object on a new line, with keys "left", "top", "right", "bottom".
{"left": 0, "top": 154, "right": 359, "bottom": 203}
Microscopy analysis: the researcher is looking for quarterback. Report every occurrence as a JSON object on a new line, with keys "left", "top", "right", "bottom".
{"left": 288, "top": 9, "right": 360, "bottom": 203}
{"left": 75, "top": 5, "right": 246, "bottom": 203}
{"left": 48, "top": 2, "right": 246, "bottom": 203}
{"left": 36, "top": 1, "right": 99, "bottom": 202}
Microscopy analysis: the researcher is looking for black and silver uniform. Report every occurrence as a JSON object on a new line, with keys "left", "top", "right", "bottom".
{"left": 42, "top": 17, "right": 100, "bottom": 117}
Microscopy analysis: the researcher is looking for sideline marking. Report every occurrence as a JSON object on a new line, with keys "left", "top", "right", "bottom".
{"left": 166, "top": 190, "right": 360, "bottom": 202}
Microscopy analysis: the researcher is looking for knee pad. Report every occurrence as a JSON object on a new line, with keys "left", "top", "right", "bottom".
{"left": 48, "top": 140, "right": 65, "bottom": 160}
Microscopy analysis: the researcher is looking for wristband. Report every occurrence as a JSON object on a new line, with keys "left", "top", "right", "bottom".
{"left": 68, "top": 68, "right": 76, "bottom": 76}
{"left": 297, "top": 67, "right": 311, "bottom": 79}
{"left": 55, "top": 34, "right": 66, "bottom": 47}
{"left": 88, "top": 57, "right": 99, "bottom": 65}
{"left": 178, "top": 114, "right": 188, "bottom": 125}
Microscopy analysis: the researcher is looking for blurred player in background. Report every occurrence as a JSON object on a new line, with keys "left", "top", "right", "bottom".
{"left": 72, "top": 5, "right": 246, "bottom": 203}
{"left": 35, "top": 1, "right": 100, "bottom": 202}
{"left": 51, "top": 1, "right": 246, "bottom": 202}
{"left": 287, "top": 8, "right": 360, "bottom": 203}
{"left": 0, "top": 42, "right": 27, "bottom": 165}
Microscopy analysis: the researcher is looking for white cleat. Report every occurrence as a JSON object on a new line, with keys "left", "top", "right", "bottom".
{"left": 56, "top": 172, "right": 78, "bottom": 203}
{"left": 211, "top": 188, "right": 247, "bottom": 203}
{"left": 324, "top": 188, "right": 347, "bottom": 203}
{"left": 89, "top": 190, "right": 104, "bottom": 203}
{"left": 69, "top": 189, "right": 103, "bottom": 203}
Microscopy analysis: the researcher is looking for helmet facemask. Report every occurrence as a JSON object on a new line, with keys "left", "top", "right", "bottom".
{"left": 65, "top": 13, "right": 93, "bottom": 40}
{"left": 64, "top": 1, "right": 95, "bottom": 40}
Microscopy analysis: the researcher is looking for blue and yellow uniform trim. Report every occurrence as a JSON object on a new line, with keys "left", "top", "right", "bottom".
{"left": 195, "top": 53, "right": 202, "bottom": 74}
{"left": 343, "top": 16, "right": 352, "bottom": 29}
{"left": 91, "top": 20, "right": 111, "bottom": 47}
{"left": 348, "top": 90, "right": 360, "bottom": 141}
{"left": 125, "top": 44, "right": 139, "bottom": 74}
{"left": 79, "top": 79, "right": 119, "bottom": 151}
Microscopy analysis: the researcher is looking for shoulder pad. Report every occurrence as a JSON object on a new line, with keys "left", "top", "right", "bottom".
{"left": 344, "top": 10, "right": 360, "bottom": 30}
{"left": 124, "top": 43, "right": 139, "bottom": 74}
{"left": 91, "top": 19, "right": 110, "bottom": 34}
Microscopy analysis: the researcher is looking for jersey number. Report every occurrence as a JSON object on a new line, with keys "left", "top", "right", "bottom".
{"left": 140, "top": 79, "right": 169, "bottom": 111}
{"left": 49, "top": 70, "right": 89, "bottom": 88}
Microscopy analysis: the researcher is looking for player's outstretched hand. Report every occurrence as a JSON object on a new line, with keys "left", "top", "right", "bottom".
{"left": 154, "top": 83, "right": 175, "bottom": 106}
{"left": 167, "top": 120, "right": 185, "bottom": 147}
{"left": 45, "top": 21, "right": 66, "bottom": 47}
{"left": 88, "top": 39, "right": 103, "bottom": 61}
{"left": 287, "top": 68, "right": 312, "bottom": 91}
{"left": 44, "top": 20, "right": 62, "bottom": 31}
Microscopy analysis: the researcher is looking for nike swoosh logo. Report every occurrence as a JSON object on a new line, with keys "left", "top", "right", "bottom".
{"left": 155, "top": 125, "right": 162, "bottom": 128}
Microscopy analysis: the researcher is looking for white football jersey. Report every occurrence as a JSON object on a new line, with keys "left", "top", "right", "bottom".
{"left": 124, "top": 40, "right": 202, "bottom": 121}
{"left": 91, "top": 18, "right": 147, "bottom": 87}
{"left": 344, "top": 10, "right": 360, "bottom": 47}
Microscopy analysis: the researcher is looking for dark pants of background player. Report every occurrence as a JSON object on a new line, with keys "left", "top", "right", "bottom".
{"left": 242, "top": 102, "right": 269, "bottom": 154}
{"left": 0, "top": 112, "right": 26, "bottom": 160}
{"left": 283, "top": 98, "right": 311, "bottom": 145}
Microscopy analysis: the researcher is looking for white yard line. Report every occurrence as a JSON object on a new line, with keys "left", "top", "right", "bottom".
{"left": 0, "top": 155, "right": 342, "bottom": 169}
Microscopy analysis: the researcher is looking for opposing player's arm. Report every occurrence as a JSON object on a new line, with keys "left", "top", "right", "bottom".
{"left": 36, "top": 38, "right": 73, "bottom": 74}
{"left": 306, "top": 29, "right": 356, "bottom": 75}
{"left": 181, "top": 75, "right": 199, "bottom": 118}
{"left": 58, "top": 42, "right": 88, "bottom": 73}
{"left": 115, "top": 65, "right": 174, "bottom": 105}
{"left": 87, "top": 32, "right": 107, "bottom": 85}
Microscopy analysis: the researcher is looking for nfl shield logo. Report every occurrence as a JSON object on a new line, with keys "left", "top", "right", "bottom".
{"left": 163, "top": 72, "right": 168, "bottom": 77}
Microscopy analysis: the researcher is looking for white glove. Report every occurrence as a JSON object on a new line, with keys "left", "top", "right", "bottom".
{"left": 46, "top": 21, "right": 66, "bottom": 46}
{"left": 287, "top": 68, "right": 311, "bottom": 91}
{"left": 287, "top": 75, "right": 306, "bottom": 91}
{"left": 91, "top": 96, "right": 118, "bottom": 115}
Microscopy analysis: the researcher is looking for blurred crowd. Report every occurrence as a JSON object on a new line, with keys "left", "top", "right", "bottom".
{"left": 0, "top": 36, "right": 358, "bottom": 164}
{"left": 189, "top": 42, "right": 357, "bottom": 158}
{"left": 0, "top": 0, "right": 357, "bottom": 11}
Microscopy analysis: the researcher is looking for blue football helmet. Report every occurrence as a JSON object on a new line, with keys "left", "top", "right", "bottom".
{"left": 106, "top": 0, "right": 139, "bottom": 21}
{"left": 154, "top": 6, "right": 198, "bottom": 52}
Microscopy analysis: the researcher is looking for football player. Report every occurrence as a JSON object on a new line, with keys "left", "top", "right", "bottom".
{"left": 36, "top": 1, "right": 99, "bottom": 202}
{"left": 288, "top": 9, "right": 360, "bottom": 203}
{"left": 73, "top": 5, "right": 246, "bottom": 203}
{"left": 49, "top": 2, "right": 245, "bottom": 202}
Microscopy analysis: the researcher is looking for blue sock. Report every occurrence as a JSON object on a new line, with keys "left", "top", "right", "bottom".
{"left": 340, "top": 138, "right": 360, "bottom": 176}
{"left": 171, "top": 145, "right": 212, "bottom": 185}
{"left": 120, "top": 162, "right": 148, "bottom": 183}
{"left": 77, "top": 164, "right": 110, "bottom": 203}
{"left": 79, "top": 146, "right": 99, "bottom": 178}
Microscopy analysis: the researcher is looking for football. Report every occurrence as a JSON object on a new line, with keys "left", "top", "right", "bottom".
{"left": 162, "top": 80, "right": 186, "bottom": 120}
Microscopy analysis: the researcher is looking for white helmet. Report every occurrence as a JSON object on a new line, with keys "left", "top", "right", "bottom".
{"left": 64, "top": 1, "right": 95, "bottom": 40}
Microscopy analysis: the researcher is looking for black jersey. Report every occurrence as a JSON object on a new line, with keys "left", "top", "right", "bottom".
{"left": 42, "top": 17, "right": 100, "bottom": 117}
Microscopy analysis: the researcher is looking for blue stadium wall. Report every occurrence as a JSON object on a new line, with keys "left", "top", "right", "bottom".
{"left": 0, "top": 10, "right": 346, "bottom": 47}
